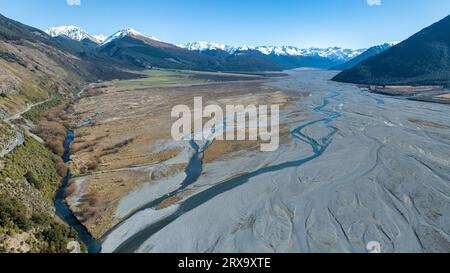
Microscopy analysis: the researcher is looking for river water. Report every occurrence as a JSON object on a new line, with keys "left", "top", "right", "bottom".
{"left": 54, "top": 129, "right": 101, "bottom": 253}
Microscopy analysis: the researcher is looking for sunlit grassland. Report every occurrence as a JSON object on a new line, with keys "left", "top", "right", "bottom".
{"left": 112, "top": 69, "right": 264, "bottom": 88}
{"left": 113, "top": 69, "right": 206, "bottom": 88}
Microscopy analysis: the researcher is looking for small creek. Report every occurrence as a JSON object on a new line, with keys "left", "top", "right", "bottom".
{"left": 54, "top": 129, "right": 101, "bottom": 253}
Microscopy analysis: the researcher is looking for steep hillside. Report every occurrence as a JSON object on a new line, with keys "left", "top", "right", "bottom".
{"left": 0, "top": 14, "right": 136, "bottom": 118}
{"left": 0, "top": 132, "right": 77, "bottom": 253}
{"left": 98, "top": 34, "right": 221, "bottom": 71}
{"left": 333, "top": 15, "right": 450, "bottom": 85}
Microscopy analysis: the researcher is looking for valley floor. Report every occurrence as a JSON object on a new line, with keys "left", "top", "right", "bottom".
{"left": 63, "top": 70, "right": 300, "bottom": 239}
{"left": 65, "top": 69, "right": 449, "bottom": 253}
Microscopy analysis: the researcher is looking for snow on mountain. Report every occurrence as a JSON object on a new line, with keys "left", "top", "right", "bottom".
{"left": 254, "top": 46, "right": 303, "bottom": 56}
{"left": 100, "top": 28, "right": 160, "bottom": 46}
{"left": 178, "top": 41, "right": 234, "bottom": 52}
{"left": 180, "top": 42, "right": 367, "bottom": 61}
{"left": 235, "top": 45, "right": 257, "bottom": 52}
{"left": 93, "top": 34, "right": 107, "bottom": 43}
{"left": 255, "top": 46, "right": 366, "bottom": 60}
{"left": 373, "top": 42, "right": 399, "bottom": 50}
{"left": 178, "top": 42, "right": 259, "bottom": 54}
{"left": 46, "top": 26, "right": 104, "bottom": 44}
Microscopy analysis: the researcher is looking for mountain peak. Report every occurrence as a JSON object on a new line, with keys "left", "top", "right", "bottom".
{"left": 101, "top": 28, "right": 159, "bottom": 46}
{"left": 45, "top": 25, "right": 103, "bottom": 44}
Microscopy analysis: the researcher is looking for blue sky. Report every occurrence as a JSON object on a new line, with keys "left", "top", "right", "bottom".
{"left": 1, "top": 0, "right": 450, "bottom": 48}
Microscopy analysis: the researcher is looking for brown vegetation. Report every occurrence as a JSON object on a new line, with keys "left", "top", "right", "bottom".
{"left": 99, "top": 138, "right": 135, "bottom": 157}
{"left": 80, "top": 87, "right": 105, "bottom": 99}
{"left": 53, "top": 155, "right": 67, "bottom": 177}
{"left": 32, "top": 103, "right": 69, "bottom": 156}
{"left": 74, "top": 194, "right": 100, "bottom": 223}
{"left": 408, "top": 118, "right": 449, "bottom": 129}
{"left": 64, "top": 179, "right": 77, "bottom": 198}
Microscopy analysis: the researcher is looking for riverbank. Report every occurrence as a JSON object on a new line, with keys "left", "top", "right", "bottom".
{"left": 360, "top": 85, "right": 450, "bottom": 104}
{"left": 54, "top": 128, "right": 101, "bottom": 253}
{"left": 1, "top": 85, "right": 98, "bottom": 252}
{"left": 0, "top": 93, "right": 84, "bottom": 252}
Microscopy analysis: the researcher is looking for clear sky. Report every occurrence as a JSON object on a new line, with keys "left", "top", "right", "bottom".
{"left": 1, "top": 0, "right": 450, "bottom": 49}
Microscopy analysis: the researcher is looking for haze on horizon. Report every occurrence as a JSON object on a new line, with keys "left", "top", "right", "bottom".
{"left": 1, "top": 0, "right": 450, "bottom": 48}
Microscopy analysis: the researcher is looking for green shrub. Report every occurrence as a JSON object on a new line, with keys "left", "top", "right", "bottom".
{"left": 24, "top": 171, "right": 44, "bottom": 190}
{"left": 22, "top": 98, "right": 61, "bottom": 123}
{"left": 31, "top": 212, "right": 51, "bottom": 226}
{"left": 0, "top": 194, "right": 32, "bottom": 231}
{"left": 0, "top": 131, "right": 81, "bottom": 253}
{"left": 0, "top": 136, "right": 61, "bottom": 200}
{"left": 38, "top": 223, "right": 77, "bottom": 253}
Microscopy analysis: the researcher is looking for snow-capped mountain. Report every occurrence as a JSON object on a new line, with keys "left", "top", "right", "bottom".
{"left": 178, "top": 42, "right": 260, "bottom": 54}
{"left": 45, "top": 26, "right": 159, "bottom": 46}
{"left": 100, "top": 28, "right": 160, "bottom": 46}
{"left": 179, "top": 42, "right": 367, "bottom": 61}
{"left": 330, "top": 42, "right": 398, "bottom": 71}
{"left": 45, "top": 26, "right": 367, "bottom": 63}
{"left": 43, "top": 25, "right": 385, "bottom": 70}
{"left": 254, "top": 46, "right": 366, "bottom": 60}
{"left": 178, "top": 41, "right": 236, "bottom": 53}
{"left": 372, "top": 42, "right": 399, "bottom": 50}
{"left": 46, "top": 26, "right": 104, "bottom": 44}
{"left": 93, "top": 34, "right": 107, "bottom": 43}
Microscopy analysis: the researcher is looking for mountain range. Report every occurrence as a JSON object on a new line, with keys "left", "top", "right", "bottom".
{"left": 330, "top": 42, "right": 396, "bottom": 71}
{"left": 0, "top": 10, "right": 418, "bottom": 119}
{"left": 179, "top": 42, "right": 365, "bottom": 61}
{"left": 45, "top": 25, "right": 377, "bottom": 70}
{"left": 333, "top": 14, "right": 450, "bottom": 85}
{"left": 45, "top": 27, "right": 366, "bottom": 61}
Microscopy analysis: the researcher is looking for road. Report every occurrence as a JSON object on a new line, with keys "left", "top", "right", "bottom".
{"left": 5, "top": 98, "right": 51, "bottom": 122}
{"left": 0, "top": 98, "right": 51, "bottom": 157}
